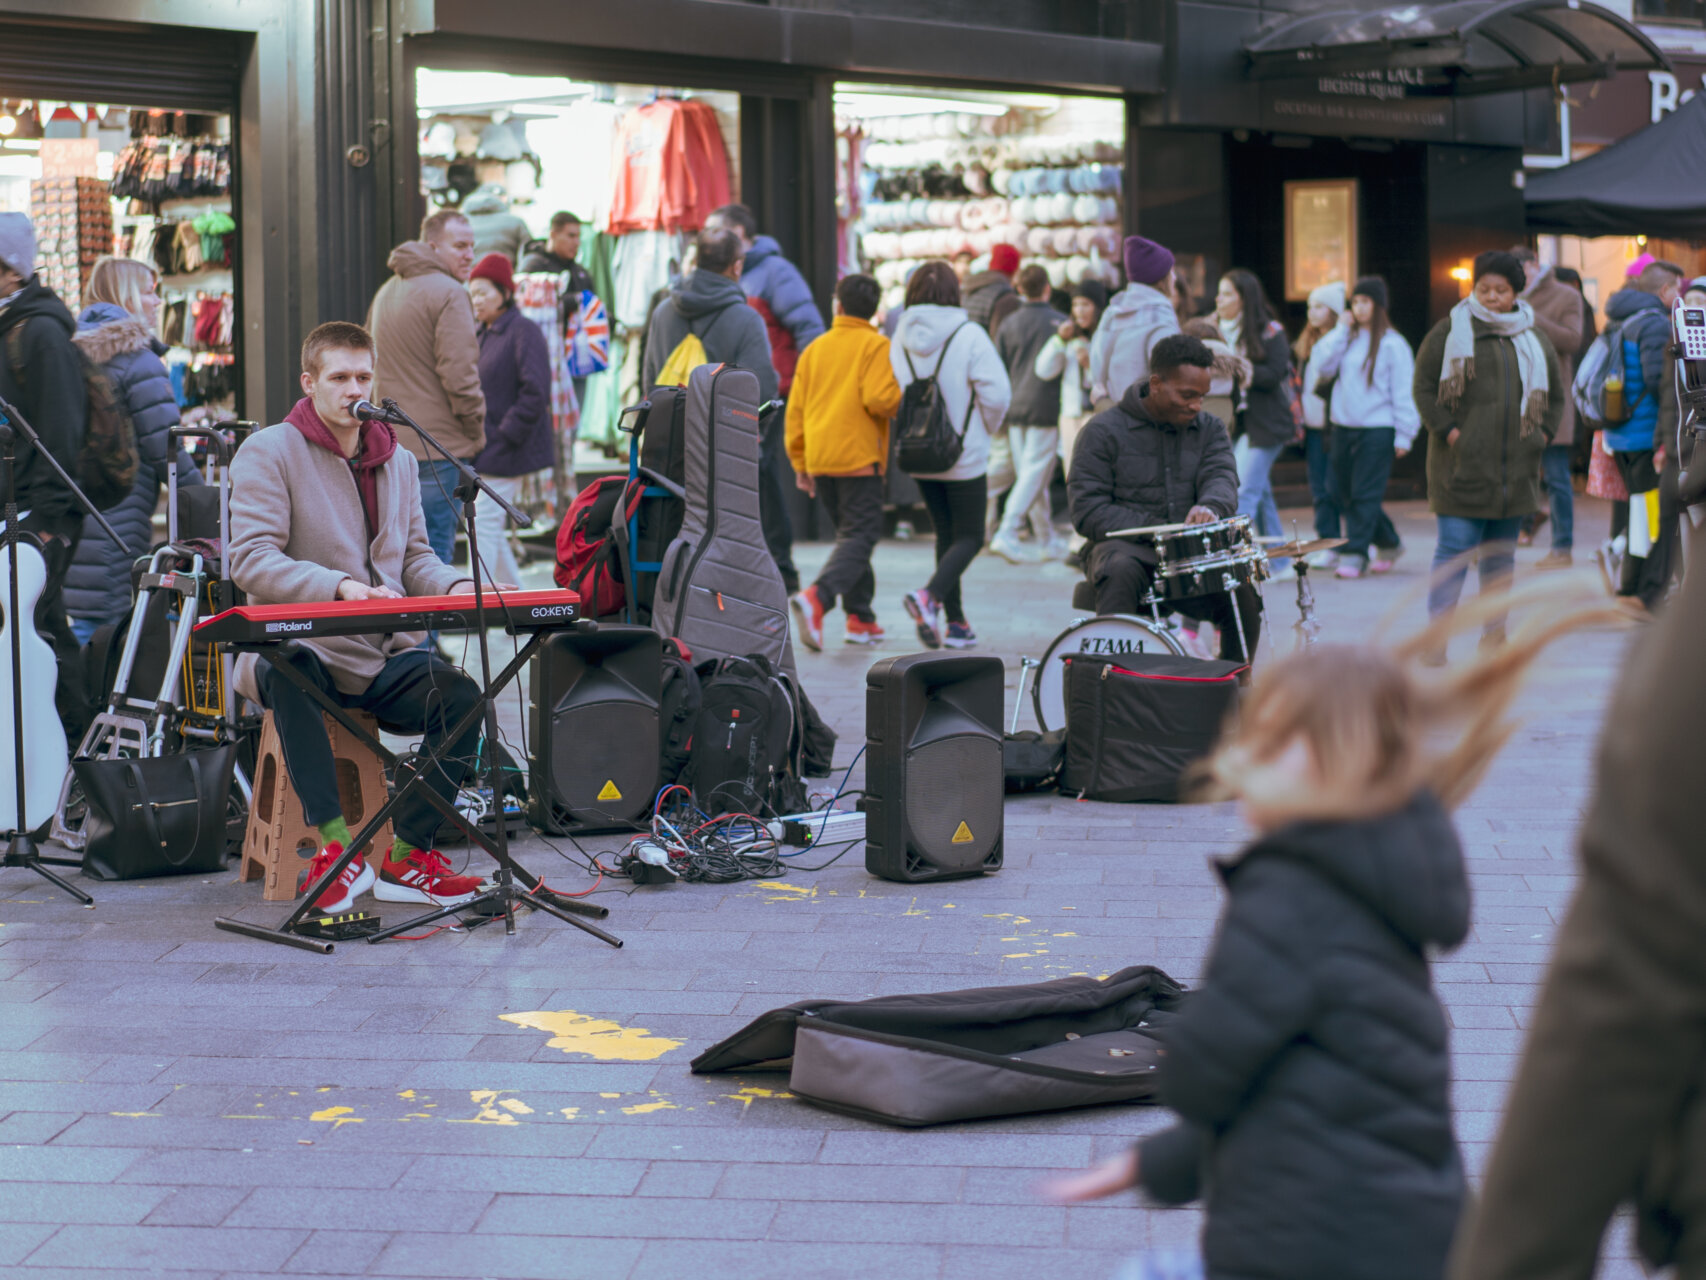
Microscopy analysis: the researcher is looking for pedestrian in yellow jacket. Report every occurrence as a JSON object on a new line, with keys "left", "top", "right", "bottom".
{"left": 786, "top": 274, "right": 904, "bottom": 650}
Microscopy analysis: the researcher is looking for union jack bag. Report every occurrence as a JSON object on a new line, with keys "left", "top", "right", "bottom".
{"left": 565, "top": 291, "right": 610, "bottom": 377}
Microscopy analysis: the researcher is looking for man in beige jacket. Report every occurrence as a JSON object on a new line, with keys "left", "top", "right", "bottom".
{"left": 367, "top": 209, "right": 486, "bottom": 566}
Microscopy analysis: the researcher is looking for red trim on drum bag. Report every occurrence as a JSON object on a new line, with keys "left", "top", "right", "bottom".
{"left": 1063, "top": 657, "right": 1248, "bottom": 684}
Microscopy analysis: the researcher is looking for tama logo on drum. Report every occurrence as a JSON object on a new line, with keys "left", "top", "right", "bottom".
{"left": 1076, "top": 637, "right": 1146, "bottom": 654}
{"left": 266, "top": 620, "right": 314, "bottom": 634}
{"left": 530, "top": 605, "right": 576, "bottom": 619}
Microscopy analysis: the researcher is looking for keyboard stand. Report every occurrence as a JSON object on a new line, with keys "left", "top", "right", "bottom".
{"left": 214, "top": 631, "right": 622, "bottom": 954}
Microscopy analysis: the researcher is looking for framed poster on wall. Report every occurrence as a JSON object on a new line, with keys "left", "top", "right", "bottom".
{"left": 1284, "top": 179, "right": 1358, "bottom": 302}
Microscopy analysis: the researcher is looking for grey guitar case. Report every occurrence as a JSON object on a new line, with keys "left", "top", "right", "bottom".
{"left": 652, "top": 364, "right": 796, "bottom": 672}
{"left": 691, "top": 966, "right": 1186, "bottom": 1127}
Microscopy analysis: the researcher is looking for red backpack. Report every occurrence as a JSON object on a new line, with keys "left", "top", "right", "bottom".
{"left": 553, "top": 476, "right": 644, "bottom": 619}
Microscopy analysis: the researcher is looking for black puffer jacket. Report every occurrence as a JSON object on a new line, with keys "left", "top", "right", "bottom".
{"left": 1139, "top": 791, "right": 1470, "bottom": 1280}
{"left": 1068, "top": 381, "right": 1239, "bottom": 560}
{"left": 65, "top": 304, "right": 201, "bottom": 625}
{"left": 0, "top": 276, "right": 86, "bottom": 530}
{"left": 1238, "top": 319, "right": 1297, "bottom": 449}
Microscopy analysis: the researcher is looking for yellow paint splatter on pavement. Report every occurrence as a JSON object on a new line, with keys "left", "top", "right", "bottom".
{"left": 560, "top": 1107, "right": 580, "bottom": 1120}
{"left": 446, "top": 1090, "right": 521, "bottom": 1125}
{"left": 622, "top": 1100, "right": 678, "bottom": 1115}
{"left": 308, "top": 1106, "right": 363, "bottom": 1129}
{"left": 599, "top": 1092, "right": 621, "bottom": 1098}
{"left": 109, "top": 1112, "right": 159, "bottom": 1118}
{"left": 500, "top": 1010, "right": 682, "bottom": 1061}
{"left": 724, "top": 1086, "right": 795, "bottom": 1109}
{"left": 497, "top": 1098, "right": 533, "bottom": 1115}
{"left": 753, "top": 880, "right": 815, "bottom": 902}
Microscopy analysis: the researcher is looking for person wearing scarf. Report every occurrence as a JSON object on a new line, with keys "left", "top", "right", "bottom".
{"left": 1412, "top": 250, "right": 1562, "bottom": 658}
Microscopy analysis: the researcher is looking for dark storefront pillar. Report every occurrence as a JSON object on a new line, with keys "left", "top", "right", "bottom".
{"left": 1424, "top": 145, "right": 1527, "bottom": 326}
{"left": 1130, "top": 124, "right": 1229, "bottom": 309}
{"left": 315, "top": 0, "right": 382, "bottom": 327}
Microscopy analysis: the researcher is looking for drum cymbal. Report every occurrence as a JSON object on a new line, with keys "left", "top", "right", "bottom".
{"left": 1262, "top": 536, "right": 1347, "bottom": 560}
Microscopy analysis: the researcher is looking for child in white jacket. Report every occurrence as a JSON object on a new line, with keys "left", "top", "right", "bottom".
{"left": 1306, "top": 276, "right": 1416, "bottom": 580}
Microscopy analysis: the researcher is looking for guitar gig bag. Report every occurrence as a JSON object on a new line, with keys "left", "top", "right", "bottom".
{"left": 692, "top": 966, "right": 1186, "bottom": 1127}
{"left": 651, "top": 365, "right": 796, "bottom": 673}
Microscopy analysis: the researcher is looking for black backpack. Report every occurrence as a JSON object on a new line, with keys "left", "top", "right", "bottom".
{"left": 894, "top": 324, "right": 975, "bottom": 475}
{"left": 687, "top": 654, "right": 806, "bottom": 816}
{"left": 657, "top": 638, "right": 702, "bottom": 789}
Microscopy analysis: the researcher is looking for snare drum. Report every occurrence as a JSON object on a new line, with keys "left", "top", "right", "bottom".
{"left": 1151, "top": 516, "right": 1254, "bottom": 566}
{"left": 1151, "top": 547, "right": 1269, "bottom": 602}
{"left": 1032, "top": 614, "right": 1186, "bottom": 732}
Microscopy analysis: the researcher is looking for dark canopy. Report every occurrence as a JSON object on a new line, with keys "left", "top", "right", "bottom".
{"left": 1245, "top": 0, "right": 1668, "bottom": 96}
{"left": 1526, "top": 93, "right": 1706, "bottom": 238}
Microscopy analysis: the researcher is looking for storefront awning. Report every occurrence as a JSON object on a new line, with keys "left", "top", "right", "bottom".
{"left": 1527, "top": 91, "right": 1706, "bottom": 238}
{"left": 1245, "top": 0, "right": 1670, "bottom": 96}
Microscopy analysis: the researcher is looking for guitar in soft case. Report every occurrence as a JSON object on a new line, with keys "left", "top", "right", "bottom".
{"left": 651, "top": 364, "right": 797, "bottom": 673}
{"left": 691, "top": 966, "right": 1186, "bottom": 1126}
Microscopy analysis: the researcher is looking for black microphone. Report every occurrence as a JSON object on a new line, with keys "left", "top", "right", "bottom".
{"left": 352, "top": 400, "right": 404, "bottom": 425}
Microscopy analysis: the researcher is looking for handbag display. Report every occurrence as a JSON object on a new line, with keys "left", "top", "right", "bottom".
{"left": 74, "top": 743, "right": 236, "bottom": 880}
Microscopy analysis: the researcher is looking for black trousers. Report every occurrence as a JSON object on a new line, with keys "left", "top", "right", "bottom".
{"left": 1088, "top": 538, "right": 1262, "bottom": 662}
{"left": 1613, "top": 450, "right": 1680, "bottom": 611}
{"left": 1329, "top": 425, "right": 1402, "bottom": 561}
{"left": 917, "top": 475, "right": 987, "bottom": 624}
{"left": 256, "top": 646, "right": 482, "bottom": 851}
{"left": 813, "top": 474, "right": 884, "bottom": 622}
{"left": 758, "top": 407, "right": 798, "bottom": 591}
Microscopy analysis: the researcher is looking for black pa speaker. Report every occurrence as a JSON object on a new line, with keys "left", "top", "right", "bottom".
{"left": 865, "top": 652, "right": 1005, "bottom": 883}
{"left": 527, "top": 626, "right": 661, "bottom": 833}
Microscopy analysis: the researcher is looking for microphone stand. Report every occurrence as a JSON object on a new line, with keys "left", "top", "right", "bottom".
{"left": 0, "top": 392, "right": 124, "bottom": 904}
{"left": 361, "top": 397, "right": 616, "bottom": 944}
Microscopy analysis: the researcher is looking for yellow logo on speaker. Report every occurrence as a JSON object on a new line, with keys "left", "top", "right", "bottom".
{"left": 951, "top": 821, "right": 974, "bottom": 844}
{"left": 597, "top": 780, "right": 623, "bottom": 802}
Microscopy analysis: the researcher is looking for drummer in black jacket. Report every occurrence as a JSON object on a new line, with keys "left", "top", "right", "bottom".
{"left": 1068, "top": 333, "right": 1260, "bottom": 661}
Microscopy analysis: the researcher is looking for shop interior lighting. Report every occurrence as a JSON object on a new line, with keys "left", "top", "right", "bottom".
{"left": 0, "top": 106, "right": 15, "bottom": 137}
{"left": 834, "top": 92, "right": 1012, "bottom": 118}
{"left": 1449, "top": 264, "right": 1472, "bottom": 281}
{"left": 415, "top": 69, "right": 593, "bottom": 115}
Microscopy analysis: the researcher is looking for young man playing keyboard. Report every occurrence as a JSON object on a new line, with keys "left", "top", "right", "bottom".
{"left": 228, "top": 321, "right": 497, "bottom": 911}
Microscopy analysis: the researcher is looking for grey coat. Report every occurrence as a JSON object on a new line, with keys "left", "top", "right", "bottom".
{"left": 642, "top": 269, "right": 778, "bottom": 404}
{"left": 227, "top": 421, "right": 469, "bottom": 698}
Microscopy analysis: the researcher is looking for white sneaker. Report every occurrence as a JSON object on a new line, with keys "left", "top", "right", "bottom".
{"left": 1305, "top": 549, "right": 1339, "bottom": 570}
{"left": 987, "top": 530, "right": 1040, "bottom": 564}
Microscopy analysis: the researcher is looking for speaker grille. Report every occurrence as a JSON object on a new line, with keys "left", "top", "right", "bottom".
{"left": 551, "top": 703, "right": 658, "bottom": 821}
{"left": 904, "top": 733, "right": 1003, "bottom": 872}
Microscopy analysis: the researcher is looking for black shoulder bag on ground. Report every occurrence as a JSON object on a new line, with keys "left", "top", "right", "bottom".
{"left": 688, "top": 654, "right": 806, "bottom": 816}
{"left": 895, "top": 324, "right": 977, "bottom": 475}
{"left": 74, "top": 742, "right": 237, "bottom": 879}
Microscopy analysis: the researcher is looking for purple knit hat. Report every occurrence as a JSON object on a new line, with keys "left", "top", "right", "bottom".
{"left": 1122, "top": 235, "right": 1175, "bottom": 287}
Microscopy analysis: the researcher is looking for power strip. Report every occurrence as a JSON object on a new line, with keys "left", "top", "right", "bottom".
{"left": 765, "top": 809, "right": 866, "bottom": 847}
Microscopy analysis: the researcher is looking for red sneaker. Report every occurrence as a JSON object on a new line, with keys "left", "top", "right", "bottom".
{"left": 790, "top": 585, "right": 826, "bottom": 652}
{"left": 844, "top": 616, "right": 885, "bottom": 645}
{"left": 298, "top": 842, "right": 374, "bottom": 914}
{"left": 375, "top": 849, "right": 483, "bottom": 906}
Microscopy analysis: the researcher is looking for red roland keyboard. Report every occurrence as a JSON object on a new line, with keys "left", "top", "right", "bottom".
{"left": 194, "top": 589, "right": 581, "bottom": 645}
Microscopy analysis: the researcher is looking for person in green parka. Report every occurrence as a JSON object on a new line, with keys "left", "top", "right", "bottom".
{"left": 1413, "top": 251, "right": 1562, "bottom": 655}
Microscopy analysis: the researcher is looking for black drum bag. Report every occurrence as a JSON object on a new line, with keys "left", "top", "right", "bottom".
{"left": 1059, "top": 653, "right": 1243, "bottom": 803}
{"left": 692, "top": 966, "right": 1186, "bottom": 1127}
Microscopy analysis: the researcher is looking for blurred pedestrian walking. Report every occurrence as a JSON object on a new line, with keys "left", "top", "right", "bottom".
{"left": 1217, "top": 268, "right": 1295, "bottom": 578}
{"left": 1511, "top": 246, "right": 1586, "bottom": 568}
{"left": 989, "top": 263, "right": 1065, "bottom": 563}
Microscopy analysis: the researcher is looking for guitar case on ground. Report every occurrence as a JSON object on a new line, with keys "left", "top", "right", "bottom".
{"left": 651, "top": 364, "right": 796, "bottom": 673}
{"left": 691, "top": 966, "right": 1186, "bottom": 1126}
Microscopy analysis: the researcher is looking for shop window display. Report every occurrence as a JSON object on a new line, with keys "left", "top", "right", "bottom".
{"left": 835, "top": 87, "right": 1126, "bottom": 316}
{"left": 0, "top": 102, "right": 239, "bottom": 424}
{"left": 416, "top": 69, "right": 739, "bottom": 524}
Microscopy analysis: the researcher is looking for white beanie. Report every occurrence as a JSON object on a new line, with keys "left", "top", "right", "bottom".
{"left": 0, "top": 212, "right": 34, "bottom": 280}
{"left": 1307, "top": 280, "right": 1346, "bottom": 314}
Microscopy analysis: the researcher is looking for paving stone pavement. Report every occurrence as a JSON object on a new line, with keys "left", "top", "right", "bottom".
{"left": 0, "top": 498, "right": 1651, "bottom": 1279}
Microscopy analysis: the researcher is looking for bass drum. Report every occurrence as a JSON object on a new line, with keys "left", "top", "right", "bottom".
{"left": 1032, "top": 614, "right": 1185, "bottom": 733}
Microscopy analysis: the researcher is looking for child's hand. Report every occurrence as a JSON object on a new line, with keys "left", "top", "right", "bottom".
{"left": 1041, "top": 1149, "right": 1140, "bottom": 1203}
{"left": 795, "top": 473, "right": 817, "bottom": 499}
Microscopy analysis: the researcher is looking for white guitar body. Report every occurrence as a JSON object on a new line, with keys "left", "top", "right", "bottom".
{"left": 0, "top": 538, "right": 68, "bottom": 832}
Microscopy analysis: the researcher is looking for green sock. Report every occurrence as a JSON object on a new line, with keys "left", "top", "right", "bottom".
{"left": 317, "top": 817, "right": 352, "bottom": 850}
{"left": 387, "top": 838, "right": 417, "bottom": 868}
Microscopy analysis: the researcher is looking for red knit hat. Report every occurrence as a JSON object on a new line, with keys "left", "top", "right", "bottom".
{"left": 988, "top": 243, "right": 1021, "bottom": 276}
{"left": 470, "top": 252, "right": 515, "bottom": 297}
